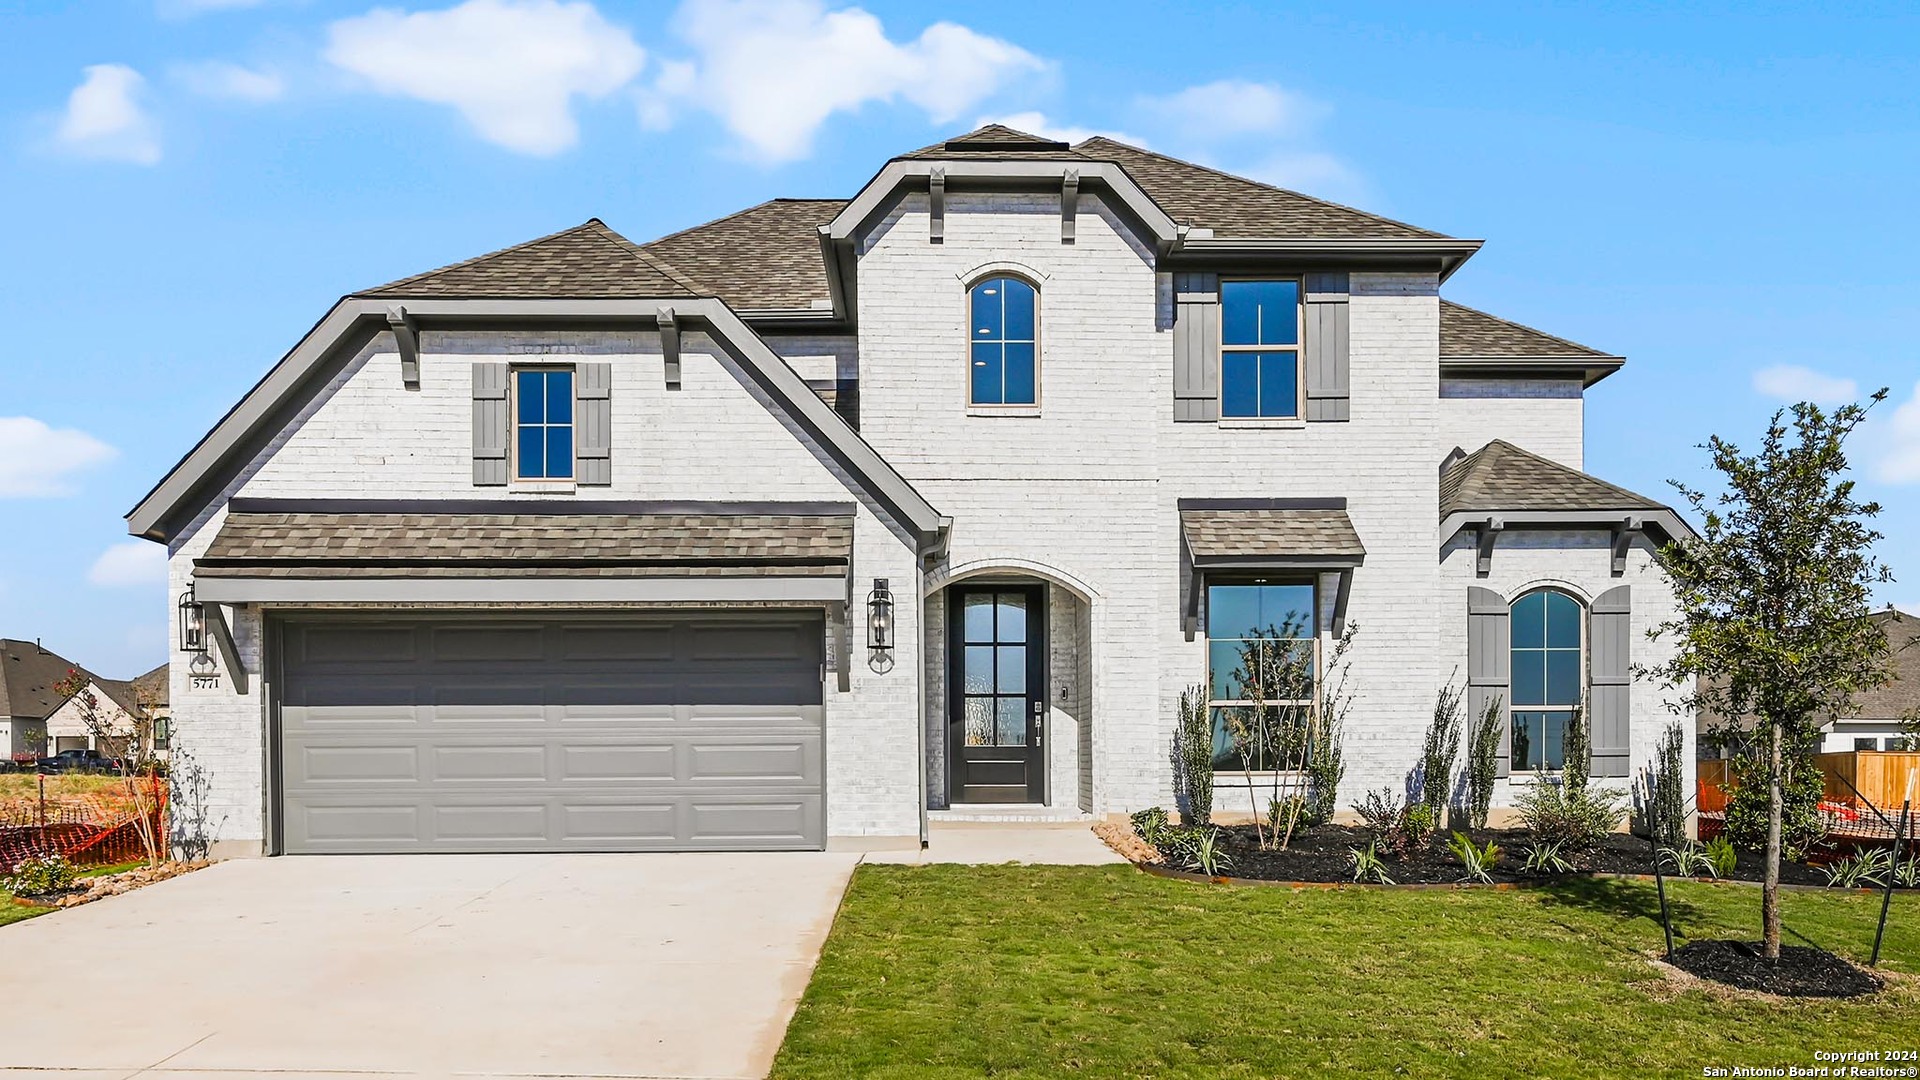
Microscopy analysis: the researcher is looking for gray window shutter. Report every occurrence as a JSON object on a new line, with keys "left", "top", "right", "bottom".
{"left": 471, "top": 362, "right": 508, "bottom": 486}
{"left": 1172, "top": 272, "right": 1219, "bottom": 422}
{"left": 1304, "top": 271, "right": 1350, "bottom": 422}
{"left": 1589, "top": 585, "right": 1632, "bottom": 777}
{"left": 1467, "top": 586, "right": 1511, "bottom": 778}
{"left": 575, "top": 362, "right": 612, "bottom": 486}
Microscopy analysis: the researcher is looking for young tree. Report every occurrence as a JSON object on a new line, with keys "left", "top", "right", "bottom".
{"left": 51, "top": 671, "right": 162, "bottom": 868}
{"left": 1649, "top": 393, "right": 1896, "bottom": 960}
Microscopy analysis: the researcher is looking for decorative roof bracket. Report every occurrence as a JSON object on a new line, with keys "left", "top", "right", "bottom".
{"left": 1475, "top": 517, "right": 1505, "bottom": 577}
{"left": 1061, "top": 169, "right": 1079, "bottom": 244}
{"left": 1611, "top": 515, "right": 1644, "bottom": 577}
{"left": 385, "top": 306, "right": 419, "bottom": 390}
{"left": 928, "top": 167, "right": 946, "bottom": 244}
{"left": 658, "top": 306, "right": 680, "bottom": 390}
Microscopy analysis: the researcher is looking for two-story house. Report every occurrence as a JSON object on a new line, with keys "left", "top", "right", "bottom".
{"left": 127, "top": 126, "right": 1695, "bottom": 857}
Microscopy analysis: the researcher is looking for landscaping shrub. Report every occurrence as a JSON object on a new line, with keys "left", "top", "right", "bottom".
{"left": 1347, "top": 841, "right": 1393, "bottom": 884}
{"left": 1401, "top": 802, "right": 1439, "bottom": 849}
{"left": 1518, "top": 839, "right": 1573, "bottom": 874}
{"left": 2, "top": 853, "right": 77, "bottom": 897}
{"left": 1647, "top": 721, "right": 1688, "bottom": 847}
{"left": 1514, "top": 774, "right": 1626, "bottom": 852}
{"left": 1129, "top": 807, "right": 1171, "bottom": 847}
{"left": 1420, "top": 684, "right": 1463, "bottom": 819}
{"left": 1723, "top": 751, "right": 1829, "bottom": 860}
{"left": 1351, "top": 787, "right": 1409, "bottom": 856}
{"left": 1173, "top": 685, "right": 1214, "bottom": 826}
{"left": 1820, "top": 848, "right": 1893, "bottom": 889}
{"left": 1448, "top": 831, "right": 1502, "bottom": 883}
{"left": 1464, "top": 695, "right": 1501, "bottom": 829}
{"left": 1302, "top": 708, "right": 1346, "bottom": 828}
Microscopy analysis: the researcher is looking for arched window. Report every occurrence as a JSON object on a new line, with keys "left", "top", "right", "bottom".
{"left": 968, "top": 276, "right": 1037, "bottom": 406}
{"left": 1509, "top": 588, "right": 1585, "bottom": 772}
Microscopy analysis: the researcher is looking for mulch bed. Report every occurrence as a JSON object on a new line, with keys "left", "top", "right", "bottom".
{"left": 1172, "top": 824, "right": 1838, "bottom": 887}
{"left": 1665, "top": 940, "right": 1885, "bottom": 998}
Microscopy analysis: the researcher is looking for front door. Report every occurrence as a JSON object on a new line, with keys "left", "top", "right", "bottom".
{"left": 949, "top": 585, "right": 1046, "bottom": 803}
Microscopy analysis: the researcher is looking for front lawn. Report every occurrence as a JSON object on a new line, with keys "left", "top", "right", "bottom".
{"left": 773, "top": 865, "right": 1920, "bottom": 1079}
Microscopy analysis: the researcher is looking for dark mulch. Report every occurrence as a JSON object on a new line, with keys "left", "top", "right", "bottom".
{"left": 1666, "top": 940, "right": 1885, "bottom": 998}
{"left": 1174, "top": 824, "right": 1837, "bottom": 886}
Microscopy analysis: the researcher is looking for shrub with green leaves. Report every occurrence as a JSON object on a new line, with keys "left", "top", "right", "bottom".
{"left": 1401, "top": 802, "right": 1439, "bottom": 849}
{"left": 1421, "top": 684, "right": 1463, "bottom": 819}
{"left": 1703, "top": 834, "right": 1738, "bottom": 878}
{"left": 1820, "top": 848, "right": 1893, "bottom": 889}
{"left": 1723, "top": 752, "right": 1829, "bottom": 861}
{"left": 1130, "top": 807, "right": 1171, "bottom": 847}
{"left": 1647, "top": 722, "right": 1688, "bottom": 847}
{"left": 1449, "top": 831, "right": 1502, "bottom": 884}
{"left": 1515, "top": 773, "right": 1626, "bottom": 852}
{"left": 1351, "top": 787, "right": 1408, "bottom": 856}
{"left": 1173, "top": 685, "right": 1214, "bottom": 827}
{"left": 1896, "top": 855, "right": 1920, "bottom": 888}
{"left": 1518, "top": 839, "right": 1573, "bottom": 874}
{"left": 1464, "top": 695, "right": 1502, "bottom": 829}
{"left": 2, "top": 853, "right": 77, "bottom": 897}
{"left": 1184, "top": 828, "right": 1234, "bottom": 876}
{"left": 1348, "top": 842, "right": 1394, "bottom": 885}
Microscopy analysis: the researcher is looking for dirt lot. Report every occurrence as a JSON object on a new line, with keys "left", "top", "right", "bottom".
{"left": 0, "top": 774, "right": 132, "bottom": 801}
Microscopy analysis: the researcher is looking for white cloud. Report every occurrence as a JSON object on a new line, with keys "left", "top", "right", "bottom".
{"left": 0, "top": 417, "right": 117, "bottom": 497}
{"left": 1244, "top": 151, "right": 1367, "bottom": 200}
{"left": 643, "top": 0, "right": 1047, "bottom": 163}
{"left": 174, "top": 61, "right": 285, "bottom": 102}
{"left": 324, "top": 0, "right": 646, "bottom": 156}
{"left": 89, "top": 543, "right": 168, "bottom": 588}
{"left": 1752, "top": 363, "right": 1859, "bottom": 406}
{"left": 975, "top": 111, "right": 1143, "bottom": 149}
{"left": 1136, "top": 79, "right": 1324, "bottom": 141}
{"left": 55, "top": 64, "right": 161, "bottom": 165}
{"left": 1877, "top": 381, "right": 1920, "bottom": 485}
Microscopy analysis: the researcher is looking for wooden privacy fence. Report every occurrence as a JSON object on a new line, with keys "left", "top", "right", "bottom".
{"left": 1698, "top": 751, "right": 1920, "bottom": 841}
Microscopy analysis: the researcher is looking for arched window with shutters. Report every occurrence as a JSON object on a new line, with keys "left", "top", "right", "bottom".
{"left": 1508, "top": 588, "right": 1586, "bottom": 772}
{"left": 967, "top": 275, "right": 1038, "bottom": 406}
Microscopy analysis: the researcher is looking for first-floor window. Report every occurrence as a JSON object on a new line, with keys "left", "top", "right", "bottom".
{"left": 1206, "top": 580, "right": 1317, "bottom": 771}
{"left": 1509, "top": 588, "right": 1585, "bottom": 771}
{"left": 515, "top": 367, "right": 574, "bottom": 480}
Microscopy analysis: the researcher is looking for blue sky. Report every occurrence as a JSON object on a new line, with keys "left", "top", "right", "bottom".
{"left": 2, "top": 0, "right": 1916, "bottom": 678}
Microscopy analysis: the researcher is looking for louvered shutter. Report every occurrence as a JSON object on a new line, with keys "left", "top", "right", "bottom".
{"left": 1172, "top": 272, "right": 1220, "bottom": 422}
{"left": 1588, "top": 586, "right": 1632, "bottom": 777}
{"left": 472, "top": 362, "right": 508, "bottom": 486}
{"left": 574, "top": 362, "right": 612, "bottom": 486}
{"left": 1467, "top": 586, "right": 1512, "bottom": 778}
{"left": 1304, "top": 272, "right": 1350, "bottom": 422}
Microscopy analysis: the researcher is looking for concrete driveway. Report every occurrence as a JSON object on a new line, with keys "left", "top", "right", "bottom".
{"left": 0, "top": 853, "right": 859, "bottom": 1080}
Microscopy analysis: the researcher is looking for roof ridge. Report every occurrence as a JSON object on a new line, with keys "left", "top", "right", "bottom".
{"left": 1073, "top": 136, "right": 1448, "bottom": 239}
{"left": 1441, "top": 299, "right": 1617, "bottom": 359}
{"left": 1482, "top": 439, "right": 1664, "bottom": 508}
{"left": 357, "top": 219, "right": 609, "bottom": 295}
{"left": 585, "top": 219, "right": 712, "bottom": 297}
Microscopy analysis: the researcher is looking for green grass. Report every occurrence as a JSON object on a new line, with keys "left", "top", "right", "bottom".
{"left": 772, "top": 866, "right": 1920, "bottom": 1080}
{"left": 1, "top": 859, "right": 147, "bottom": 928}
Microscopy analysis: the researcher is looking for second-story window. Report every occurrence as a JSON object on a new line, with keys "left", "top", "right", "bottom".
{"left": 1220, "top": 279, "right": 1302, "bottom": 419}
{"left": 969, "top": 276, "right": 1037, "bottom": 406}
{"left": 514, "top": 367, "right": 574, "bottom": 481}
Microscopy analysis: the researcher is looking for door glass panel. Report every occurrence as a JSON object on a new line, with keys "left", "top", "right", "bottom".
{"left": 995, "top": 698, "right": 1028, "bottom": 745}
{"left": 964, "top": 699, "right": 993, "bottom": 746}
{"left": 963, "top": 646, "right": 995, "bottom": 694}
{"left": 995, "top": 593, "right": 1027, "bottom": 642}
{"left": 995, "top": 646, "right": 1027, "bottom": 694}
{"left": 963, "top": 594, "right": 995, "bottom": 643}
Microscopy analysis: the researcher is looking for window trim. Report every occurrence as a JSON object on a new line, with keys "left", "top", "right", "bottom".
{"left": 964, "top": 273, "right": 1042, "bottom": 410}
{"left": 1217, "top": 276, "right": 1306, "bottom": 421}
{"left": 1202, "top": 575, "right": 1322, "bottom": 775}
{"left": 1507, "top": 586, "right": 1587, "bottom": 773}
{"left": 510, "top": 364, "right": 577, "bottom": 484}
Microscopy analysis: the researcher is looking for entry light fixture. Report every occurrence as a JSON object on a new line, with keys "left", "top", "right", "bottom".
{"left": 178, "top": 586, "right": 205, "bottom": 653}
{"left": 867, "top": 578, "right": 895, "bottom": 653}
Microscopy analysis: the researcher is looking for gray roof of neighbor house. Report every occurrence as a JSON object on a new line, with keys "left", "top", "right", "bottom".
{"left": 0, "top": 639, "right": 147, "bottom": 720}
{"left": 1854, "top": 609, "right": 1920, "bottom": 722}
{"left": 361, "top": 219, "right": 708, "bottom": 299}
{"left": 1441, "top": 440, "right": 1669, "bottom": 520}
{"left": 1180, "top": 507, "right": 1367, "bottom": 563}
{"left": 193, "top": 507, "right": 855, "bottom": 578}
{"left": 128, "top": 664, "right": 168, "bottom": 711}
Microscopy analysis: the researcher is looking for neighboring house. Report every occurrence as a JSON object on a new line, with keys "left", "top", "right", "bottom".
{"left": 1697, "top": 607, "right": 1920, "bottom": 755}
{"left": 128, "top": 663, "right": 171, "bottom": 757}
{"left": 126, "top": 125, "right": 1695, "bottom": 858}
{"left": 1, "top": 639, "right": 152, "bottom": 760}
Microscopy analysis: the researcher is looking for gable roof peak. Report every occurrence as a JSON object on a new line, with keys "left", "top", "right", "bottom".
{"left": 943, "top": 123, "right": 1068, "bottom": 151}
{"left": 359, "top": 217, "right": 710, "bottom": 301}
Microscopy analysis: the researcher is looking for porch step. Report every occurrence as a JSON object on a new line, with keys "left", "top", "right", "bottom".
{"left": 928, "top": 806, "right": 1093, "bottom": 824}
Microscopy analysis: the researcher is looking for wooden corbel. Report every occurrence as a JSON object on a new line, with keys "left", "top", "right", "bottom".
{"left": 1061, "top": 169, "right": 1079, "bottom": 243}
{"left": 658, "top": 306, "right": 680, "bottom": 390}
{"left": 1475, "top": 517, "right": 1504, "bottom": 578}
{"left": 386, "top": 305, "right": 419, "bottom": 390}
{"left": 928, "top": 167, "right": 946, "bottom": 244}
{"left": 1611, "top": 515, "right": 1644, "bottom": 576}
{"left": 204, "top": 603, "right": 248, "bottom": 695}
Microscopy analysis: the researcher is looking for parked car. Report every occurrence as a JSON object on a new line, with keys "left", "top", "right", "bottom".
{"left": 37, "top": 749, "right": 123, "bottom": 774}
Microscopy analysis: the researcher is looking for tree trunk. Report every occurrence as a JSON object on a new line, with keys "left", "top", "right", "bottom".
{"left": 1763, "top": 719, "right": 1783, "bottom": 960}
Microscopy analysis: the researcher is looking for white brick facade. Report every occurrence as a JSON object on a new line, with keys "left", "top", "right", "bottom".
{"left": 157, "top": 182, "right": 1691, "bottom": 855}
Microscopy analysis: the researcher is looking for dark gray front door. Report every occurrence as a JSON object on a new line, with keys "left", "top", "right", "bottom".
{"left": 948, "top": 586, "right": 1046, "bottom": 803}
{"left": 275, "top": 614, "right": 825, "bottom": 854}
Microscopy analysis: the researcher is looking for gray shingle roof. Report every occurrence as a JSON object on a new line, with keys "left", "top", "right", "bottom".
{"left": 1855, "top": 609, "right": 1920, "bottom": 722}
{"left": 194, "top": 511, "right": 853, "bottom": 577}
{"left": 900, "top": 123, "right": 1093, "bottom": 160}
{"left": 641, "top": 199, "right": 846, "bottom": 310}
{"left": 1440, "top": 300, "right": 1617, "bottom": 360}
{"left": 0, "top": 638, "right": 85, "bottom": 720}
{"left": 1180, "top": 508, "right": 1367, "bottom": 561}
{"left": 1440, "top": 440, "right": 1668, "bottom": 520}
{"left": 360, "top": 219, "right": 708, "bottom": 299}
{"left": 1074, "top": 137, "right": 1448, "bottom": 240}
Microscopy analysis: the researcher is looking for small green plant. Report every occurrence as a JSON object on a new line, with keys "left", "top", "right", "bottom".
{"left": 1351, "top": 787, "right": 1410, "bottom": 857}
{"left": 1820, "top": 848, "right": 1893, "bottom": 889}
{"left": 1895, "top": 855, "right": 1920, "bottom": 888}
{"left": 1184, "top": 828, "right": 1234, "bottom": 876}
{"left": 1348, "top": 841, "right": 1394, "bottom": 885}
{"left": 1449, "top": 831, "right": 1502, "bottom": 884}
{"left": 1647, "top": 722, "right": 1689, "bottom": 848}
{"left": 1518, "top": 839, "right": 1573, "bottom": 875}
{"left": 1421, "top": 683, "right": 1463, "bottom": 820}
{"left": 1703, "top": 834, "right": 1738, "bottom": 878}
{"left": 1401, "top": 802, "right": 1440, "bottom": 849}
{"left": 1173, "top": 685, "right": 1214, "bottom": 827}
{"left": 1130, "top": 806, "right": 1171, "bottom": 847}
{"left": 1514, "top": 772, "right": 1626, "bottom": 852}
{"left": 1, "top": 853, "right": 78, "bottom": 897}
{"left": 1267, "top": 794, "right": 1306, "bottom": 836}
{"left": 1658, "top": 842, "right": 1710, "bottom": 878}
{"left": 1464, "top": 694, "right": 1502, "bottom": 829}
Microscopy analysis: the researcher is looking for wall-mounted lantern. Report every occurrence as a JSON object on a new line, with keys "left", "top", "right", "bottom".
{"left": 178, "top": 586, "right": 205, "bottom": 653}
{"left": 867, "top": 578, "right": 895, "bottom": 653}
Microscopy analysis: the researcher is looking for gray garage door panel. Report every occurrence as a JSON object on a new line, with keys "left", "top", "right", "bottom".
{"left": 278, "top": 617, "right": 825, "bottom": 854}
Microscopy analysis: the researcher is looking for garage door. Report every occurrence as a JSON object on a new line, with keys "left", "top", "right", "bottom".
{"left": 276, "top": 615, "right": 825, "bottom": 854}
